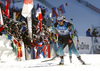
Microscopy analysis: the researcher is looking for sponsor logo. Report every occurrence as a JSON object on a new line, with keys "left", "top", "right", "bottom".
{"left": 79, "top": 42, "right": 89, "bottom": 50}
{"left": 68, "top": 39, "right": 72, "bottom": 43}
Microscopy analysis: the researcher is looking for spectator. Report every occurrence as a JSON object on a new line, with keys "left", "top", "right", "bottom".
{"left": 86, "top": 28, "right": 92, "bottom": 37}
{"left": 92, "top": 28, "right": 98, "bottom": 37}
{"left": 98, "top": 34, "right": 100, "bottom": 38}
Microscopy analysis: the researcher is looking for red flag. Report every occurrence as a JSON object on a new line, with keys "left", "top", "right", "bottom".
{"left": 52, "top": 7, "right": 58, "bottom": 17}
{"left": 17, "top": 42, "right": 22, "bottom": 58}
{"left": 36, "top": 7, "right": 43, "bottom": 21}
{"left": 22, "top": 0, "right": 33, "bottom": 18}
{"left": 5, "top": 0, "right": 10, "bottom": 18}
{"left": 13, "top": 39, "right": 18, "bottom": 44}
{"left": 0, "top": 26, "right": 4, "bottom": 32}
{"left": 2, "top": 10, "right": 5, "bottom": 15}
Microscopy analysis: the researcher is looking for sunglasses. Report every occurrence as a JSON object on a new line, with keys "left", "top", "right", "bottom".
{"left": 58, "top": 20, "right": 62, "bottom": 22}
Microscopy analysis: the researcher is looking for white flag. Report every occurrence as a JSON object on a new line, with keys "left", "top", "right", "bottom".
{"left": 0, "top": 6, "right": 4, "bottom": 25}
{"left": 22, "top": 0, "right": 33, "bottom": 18}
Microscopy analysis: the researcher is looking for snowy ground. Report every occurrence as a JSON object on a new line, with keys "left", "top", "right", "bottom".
{"left": 0, "top": 54, "right": 100, "bottom": 71}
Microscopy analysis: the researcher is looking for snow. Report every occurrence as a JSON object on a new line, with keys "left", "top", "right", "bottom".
{"left": 0, "top": 0, "right": 100, "bottom": 71}
{"left": 0, "top": 54, "right": 100, "bottom": 71}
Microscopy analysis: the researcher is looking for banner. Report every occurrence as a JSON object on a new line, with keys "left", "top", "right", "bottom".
{"left": 27, "top": 12, "right": 32, "bottom": 39}
{"left": 0, "top": 4, "right": 4, "bottom": 25}
{"left": 74, "top": 36, "right": 92, "bottom": 54}
{"left": 22, "top": 0, "right": 33, "bottom": 39}
{"left": 22, "top": 0, "right": 33, "bottom": 18}
{"left": 92, "top": 37, "right": 100, "bottom": 54}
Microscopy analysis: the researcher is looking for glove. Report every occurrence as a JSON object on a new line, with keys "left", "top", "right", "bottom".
{"left": 71, "top": 34, "right": 74, "bottom": 39}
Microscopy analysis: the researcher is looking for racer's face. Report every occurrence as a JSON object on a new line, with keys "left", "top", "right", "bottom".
{"left": 58, "top": 20, "right": 63, "bottom": 25}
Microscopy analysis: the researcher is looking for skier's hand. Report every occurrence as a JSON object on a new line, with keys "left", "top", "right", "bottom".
{"left": 71, "top": 34, "right": 74, "bottom": 39}
{"left": 77, "top": 40, "right": 79, "bottom": 43}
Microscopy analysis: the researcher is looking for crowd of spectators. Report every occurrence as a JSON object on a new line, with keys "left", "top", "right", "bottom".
{"left": 86, "top": 28, "right": 99, "bottom": 37}
{"left": 0, "top": 2, "right": 54, "bottom": 60}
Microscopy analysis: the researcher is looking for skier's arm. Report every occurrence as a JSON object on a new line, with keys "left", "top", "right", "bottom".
{"left": 74, "top": 33, "right": 79, "bottom": 43}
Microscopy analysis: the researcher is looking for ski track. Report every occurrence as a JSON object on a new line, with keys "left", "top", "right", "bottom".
{"left": 0, "top": 54, "right": 100, "bottom": 71}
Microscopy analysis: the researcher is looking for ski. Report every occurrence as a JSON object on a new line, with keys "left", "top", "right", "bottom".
{"left": 41, "top": 55, "right": 57, "bottom": 62}
{"left": 41, "top": 59, "right": 54, "bottom": 62}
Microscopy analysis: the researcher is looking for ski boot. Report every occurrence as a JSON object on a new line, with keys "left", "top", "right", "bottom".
{"left": 69, "top": 56, "right": 72, "bottom": 63}
{"left": 59, "top": 56, "right": 64, "bottom": 65}
{"left": 77, "top": 56, "right": 86, "bottom": 65}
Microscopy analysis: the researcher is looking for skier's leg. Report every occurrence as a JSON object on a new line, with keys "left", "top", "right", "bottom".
{"left": 51, "top": 42, "right": 59, "bottom": 60}
{"left": 69, "top": 47, "right": 72, "bottom": 63}
{"left": 70, "top": 43, "right": 79, "bottom": 57}
{"left": 57, "top": 42, "right": 64, "bottom": 65}
{"left": 57, "top": 42, "right": 64, "bottom": 56}
{"left": 77, "top": 56, "right": 85, "bottom": 65}
{"left": 69, "top": 56, "right": 72, "bottom": 63}
{"left": 51, "top": 41, "right": 63, "bottom": 60}
{"left": 70, "top": 43, "right": 85, "bottom": 64}
{"left": 59, "top": 56, "right": 64, "bottom": 65}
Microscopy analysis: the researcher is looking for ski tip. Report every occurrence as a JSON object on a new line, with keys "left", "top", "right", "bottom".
{"left": 82, "top": 63, "right": 86, "bottom": 65}
{"left": 58, "top": 63, "right": 64, "bottom": 65}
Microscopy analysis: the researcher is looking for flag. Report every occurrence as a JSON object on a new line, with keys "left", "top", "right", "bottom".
{"left": 36, "top": 3, "right": 42, "bottom": 9}
{"left": 36, "top": 4, "right": 43, "bottom": 21}
{"left": 16, "top": 12, "right": 19, "bottom": 20}
{"left": 2, "top": 10, "right": 5, "bottom": 15}
{"left": 11, "top": 41, "right": 17, "bottom": 54}
{"left": 0, "top": 3, "right": 4, "bottom": 25}
{"left": 36, "top": 4, "right": 43, "bottom": 33}
{"left": 13, "top": 39, "right": 18, "bottom": 44}
{"left": 36, "top": 21, "right": 42, "bottom": 33}
{"left": 0, "top": 26, "right": 4, "bottom": 32}
{"left": 22, "top": 0, "right": 33, "bottom": 18}
{"left": 57, "top": 8, "right": 60, "bottom": 15}
{"left": 5, "top": 0, "right": 10, "bottom": 18}
{"left": 11, "top": 37, "right": 18, "bottom": 54}
{"left": 52, "top": 7, "right": 58, "bottom": 17}
{"left": 59, "top": 4, "right": 66, "bottom": 14}
{"left": 17, "top": 42, "right": 23, "bottom": 58}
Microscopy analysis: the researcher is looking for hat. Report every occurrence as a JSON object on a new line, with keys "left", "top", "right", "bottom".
{"left": 57, "top": 15, "right": 63, "bottom": 20}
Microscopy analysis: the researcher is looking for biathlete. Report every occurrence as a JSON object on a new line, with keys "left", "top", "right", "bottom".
{"left": 53, "top": 15, "right": 85, "bottom": 65}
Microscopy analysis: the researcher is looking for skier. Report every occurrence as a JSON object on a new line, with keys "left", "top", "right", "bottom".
{"left": 53, "top": 15, "right": 85, "bottom": 65}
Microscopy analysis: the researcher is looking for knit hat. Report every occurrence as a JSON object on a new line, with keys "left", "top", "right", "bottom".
{"left": 57, "top": 15, "right": 63, "bottom": 20}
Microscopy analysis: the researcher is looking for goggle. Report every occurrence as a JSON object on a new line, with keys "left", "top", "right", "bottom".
{"left": 58, "top": 20, "right": 62, "bottom": 22}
